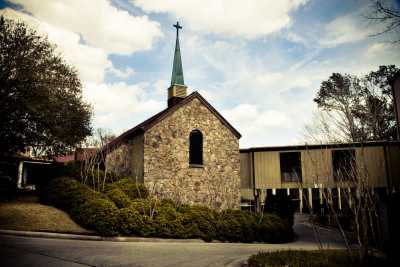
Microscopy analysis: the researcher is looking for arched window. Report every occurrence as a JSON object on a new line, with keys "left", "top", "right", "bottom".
{"left": 189, "top": 130, "right": 203, "bottom": 165}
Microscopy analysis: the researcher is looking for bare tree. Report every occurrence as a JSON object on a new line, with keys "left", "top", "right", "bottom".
{"left": 301, "top": 141, "right": 385, "bottom": 261}
{"left": 79, "top": 128, "right": 116, "bottom": 191}
{"left": 304, "top": 110, "right": 354, "bottom": 143}
{"left": 366, "top": 0, "right": 400, "bottom": 43}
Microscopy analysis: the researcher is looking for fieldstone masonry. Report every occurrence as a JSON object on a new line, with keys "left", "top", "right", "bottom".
{"left": 106, "top": 134, "right": 144, "bottom": 183}
{"left": 105, "top": 96, "right": 241, "bottom": 210}
{"left": 144, "top": 97, "right": 240, "bottom": 209}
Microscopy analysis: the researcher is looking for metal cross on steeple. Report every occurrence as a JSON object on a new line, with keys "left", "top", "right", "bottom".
{"left": 171, "top": 21, "right": 184, "bottom": 86}
{"left": 173, "top": 21, "right": 182, "bottom": 36}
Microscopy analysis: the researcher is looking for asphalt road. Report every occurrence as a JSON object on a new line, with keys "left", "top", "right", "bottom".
{"left": 0, "top": 215, "right": 346, "bottom": 267}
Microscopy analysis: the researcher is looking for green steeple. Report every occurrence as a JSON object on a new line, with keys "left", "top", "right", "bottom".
{"left": 171, "top": 21, "right": 184, "bottom": 86}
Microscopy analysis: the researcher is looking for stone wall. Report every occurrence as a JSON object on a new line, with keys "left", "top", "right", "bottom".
{"left": 105, "top": 134, "right": 144, "bottom": 182}
{"left": 143, "top": 97, "right": 240, "bottom": 209}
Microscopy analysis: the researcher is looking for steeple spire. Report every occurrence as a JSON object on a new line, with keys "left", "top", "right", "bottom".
{"left": 171, "top": 21, "right": 184, "bottom": 86}
{"left": 168, "top": 21, "right": 187, "bottom": 107}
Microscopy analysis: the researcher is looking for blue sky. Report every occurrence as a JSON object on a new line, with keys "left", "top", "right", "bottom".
{"left": 1, "top": 0, "right": 399, "bottom": 148}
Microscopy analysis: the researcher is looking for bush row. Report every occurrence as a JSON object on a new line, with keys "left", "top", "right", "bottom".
{"left": 41, "top": 177, "right": 293, "bottom": 242}
{"left": 40, "top": 177, "right": 119, "bottom": 236}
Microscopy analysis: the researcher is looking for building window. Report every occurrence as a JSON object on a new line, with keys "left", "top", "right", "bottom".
{"left": 189, "top": 130, "right": 203, "bottom": 166}
{"left": 332, "top": 149, "right": 356, "bottom": 182}
{"left": 280, "top": 152, "right": 302, "bottom": 183}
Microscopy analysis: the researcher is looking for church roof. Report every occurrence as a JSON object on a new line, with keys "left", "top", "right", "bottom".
{"left": 103, "top": 91, "right": 241, "bottom": 152}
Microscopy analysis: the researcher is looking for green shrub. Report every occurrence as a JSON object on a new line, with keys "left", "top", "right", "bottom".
{"left": 131, "top": 199, "right": 153, "bottom": 215}
{"left": 40, "top": 177, "right": 294, "bottom": 242}
{"left": 42, "top": 162, "right": 82, "bottom": 181}
{"left": 40, "top": 176, "right": 79, "bottom": 208}
{"left": 118, "top": 207, "right": 155, "bottom": 236}
{"left": 63, "top": 161, "right": 82, "bottom": 178}
{"left": 40, "top": 176, "right": 118, "bottom": 236}
{"left": 256, "top": 214, "right": 294, "bottom": 243}
{"left": 105, "top": 187, "right": 133, "bottom": 208}
{"left": 153, "top": 205, "right": 186, "bottom": 238}
{"left": 40, "top": 176, "right": 104, "bottom": 211}
{"left": 264, "top": 193, "right": 296, "bottom": 227}
{"left": 216, "top": 209, "right": 257, "bottom": 243}
{"left": 160, "top": 198, "right": 175, "bottom": 208}
{"left": 74, "top": 198, "right": 119, "bottom": 236}
{"left": 180, "top": 205, "right": 218, "bottom": 241}
{"left": 108, "top": 178, "right": 149, "bottom": 199}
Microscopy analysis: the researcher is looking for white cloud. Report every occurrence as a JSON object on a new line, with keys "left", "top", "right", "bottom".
{"left": 108, "top": 67, "right": 136, "bottom": 79}
{"left": 366, "top": 43, "right": 386, "bottom": 57}
{"left": 153, "top": 79, "right": 169, "bottom": 96}
{"left": 224, "top": 104, "right": 291, "bottom": 128}
{"left": 133, "top": 0, "right": 309, "bottom": 39}
{"left": 83, "top": 82, "right": 164, "bottom": 126}
{"left": 222, "top": 104, "right": 294, "bottom": 147}
{"left": 286, "top": 31, "right": 308, "bottom": 45}
{"left": 0, "top": 8, "right": 112, "bottom": 83}
{"left": 319, "top": 9, "right": 380, "bottom": 47}
{"left": 9, "top": 0, "right": 163, "bottom": 55}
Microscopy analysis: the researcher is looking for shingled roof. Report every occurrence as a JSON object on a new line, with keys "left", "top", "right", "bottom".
{"left": 103, "top": 91, "right": 241, "bottom": 152}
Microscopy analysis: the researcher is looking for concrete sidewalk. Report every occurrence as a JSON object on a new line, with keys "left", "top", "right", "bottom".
{"left": 0, "top": 233, "right": 344, "bottom": 267}
{"left": 0, "top": 214, "right": 347, "bottom": 267}
{"left": 0, "top": 229, "right": 205, "bottom": 243}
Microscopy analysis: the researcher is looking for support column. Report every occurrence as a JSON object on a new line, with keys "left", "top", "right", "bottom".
{"left": 260, "top": 189, "right": 266, "bottom": 212}
{"left": 255, "top": 189, "right": 261, "bottom": 213}
{"left": 287, "top": 188, "right": 290, "bottom": 196}
{"left": 264, "top": 189, "right": 268, "bottom": 209}
{"left": 327, "top": 188, "right": 333, "bottom": 205}
{"left": 17, "top": 161, "right": 24, "bottom": 189}
{"left": 348, "top": 187, "right": 352, "bottom": 208}
{"left": 299, "top": 188, "right": 303, "bottom": 214}
{"left": 308, "top": 188, "right": 313, "bottom": 212}
{"left": 319, "top": 188, "right": 323, "bottom": 205}
{"left": 338, "top": 187, "right": 342, "bottom": 210}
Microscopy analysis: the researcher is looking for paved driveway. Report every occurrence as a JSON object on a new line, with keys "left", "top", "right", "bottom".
{"left": 0, "top": 215, "right": 346, "bottom": 267}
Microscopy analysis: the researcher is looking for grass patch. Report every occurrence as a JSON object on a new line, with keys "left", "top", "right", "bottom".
{"left": 0, "top": 196, "right": 93, "bottom": 234}
{"left": 245, "top": 250, "right": 390, "bottom": 267}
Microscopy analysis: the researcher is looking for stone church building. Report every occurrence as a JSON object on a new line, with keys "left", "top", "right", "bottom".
{"left": 104, "top": 22, "right": 241, "bottom": 209}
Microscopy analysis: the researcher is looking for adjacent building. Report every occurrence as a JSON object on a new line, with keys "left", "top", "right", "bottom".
{"left": 240, "top": 141, "right": 400, "bottom": 212}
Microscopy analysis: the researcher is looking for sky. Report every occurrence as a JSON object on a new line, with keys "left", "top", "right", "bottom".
{"left": 1, "top": 0, "right": 399, "bottom": 148}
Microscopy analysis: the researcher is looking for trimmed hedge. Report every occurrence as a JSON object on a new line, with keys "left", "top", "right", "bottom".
{"left": 40, "top": 176, "right": 118, "bottom": 236}
{"left": 40, "top": 176, "right": 104, "bottom": 211}
{"left": 256, "top": 214, "right": 294, "bottom": 243}
{"left": 264, "top": 193, "right": 297, "bottom": 227}
{"left": 179, "top": 205, "right": 218, "bottom": 241}
{"left": 74, "top": 198, "right": 119, "bottom": 236}
{"left": 119, "top": 207, "right": 154, "bottom": 236}
{"left": 107, "top": 178, "right": 149, "bottom": 199}
{"left": 217, "top": 209, "right": 257, "bottom": 243}
{"left": 104, "top": 187, "right": 133, "bottom": 209}
{"left": 41, "top": 177, "right": 293, "bottom": 242}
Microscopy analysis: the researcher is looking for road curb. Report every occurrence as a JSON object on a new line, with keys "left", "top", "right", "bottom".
{"left": 0, "top": 229, "right": 205, "bottom": 243}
